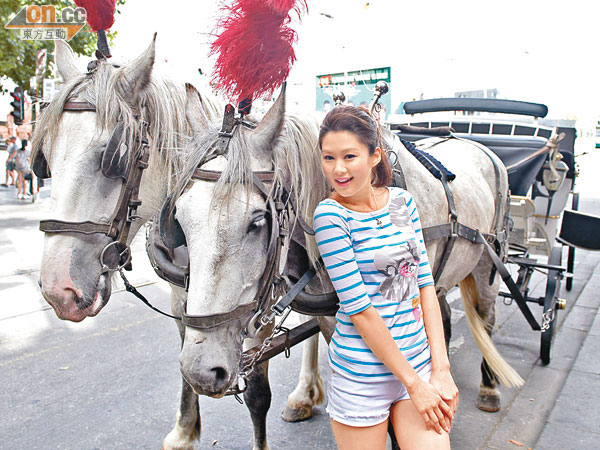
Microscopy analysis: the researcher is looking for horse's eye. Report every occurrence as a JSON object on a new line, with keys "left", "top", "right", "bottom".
{"left": 248, "top": 216, "right": 267, "bottom": 233}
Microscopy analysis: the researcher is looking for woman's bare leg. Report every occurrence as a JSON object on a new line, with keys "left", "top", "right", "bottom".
{"left": 330, "top": 419, "right": 388, "bottom": 450}
{"left": 390, "top": 399, "right": 450, "bottom": 450}
{"left": 16, "top": 173, "right": 23, "bottom": 196}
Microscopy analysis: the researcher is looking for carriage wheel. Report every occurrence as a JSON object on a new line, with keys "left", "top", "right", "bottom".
{"left": 566, "top": 192, "right": 579, "bottom": 291}
{"left": 540, "top": 245, "right": 563, "bottom": 365}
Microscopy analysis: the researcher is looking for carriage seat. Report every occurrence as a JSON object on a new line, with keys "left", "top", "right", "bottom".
{"left": 455, "top": 135, "right": 549, "bottom": 196}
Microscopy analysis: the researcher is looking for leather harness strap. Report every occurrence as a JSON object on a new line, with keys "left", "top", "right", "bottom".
{"left": 63, "top": 101, "right": 96, "bottom": 111}
{"left": 182, "top": 301, "right": 258, "bottom": 330}
{"left": 63, "top": 101, "right": 139, "bottom": 116}
{"left": 423, "top": 222, "right": 492, "bottom": 245}
{"left": 431, "top": 172, "right": 458, "bottom": 283}
{"left": 193, "top": 167, "right": 275, "bottom": 183}
{"left": 39, "top": 220, "right": 111, "bottom": 235}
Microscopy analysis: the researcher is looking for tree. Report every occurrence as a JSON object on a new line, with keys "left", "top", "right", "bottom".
{"left": 0, "top": 0, "right": 125, "bottom": 92}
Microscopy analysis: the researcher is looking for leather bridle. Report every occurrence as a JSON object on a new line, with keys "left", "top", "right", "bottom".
{"left": 36, "top": 100, "right": 151, "bottom": 273}
{"left": 146, "top": 106, "right": 292, "bottom": 335}
{"left": 180, "top": 167, "right": 289, "bottom": 335}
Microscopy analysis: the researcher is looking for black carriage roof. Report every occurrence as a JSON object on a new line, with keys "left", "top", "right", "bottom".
{"left": 403, "top": 98, "right": 549, "bottom": 118}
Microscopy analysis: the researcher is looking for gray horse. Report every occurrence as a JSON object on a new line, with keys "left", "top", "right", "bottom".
{"left": 32, "top": 37, "right": 222, "bottom": 450}
{"left": 168, "top": 85, "right": 523, "bottom": 449}
{"left": 33, "top": 37, "right": 327, "bottom": 449}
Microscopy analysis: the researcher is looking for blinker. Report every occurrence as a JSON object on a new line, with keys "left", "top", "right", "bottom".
{"left": 159, "top": 194, "right": 186, "bottom": 249}
{"left": 33, "top": 150, "right": 51, "bottom": 178}
{"left": 101, "top": 123, "right": 130, "bottom": 179}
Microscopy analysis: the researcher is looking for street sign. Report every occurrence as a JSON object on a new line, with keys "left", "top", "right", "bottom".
{"left": 316, "top": 67, "right": 392, "bottom": 119}
{"left": 42, "top": 78, "right": 56, "bottom": 102}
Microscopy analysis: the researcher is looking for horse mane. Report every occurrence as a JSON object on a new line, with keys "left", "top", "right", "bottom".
{"left": 275, "top": 113, "right": 328, "bottom": 264}
{"left": 171, "top": 110, "right": 328, "bottom": 265}
{"left": 31, "top": 59, "right": 223, "bottom": 189}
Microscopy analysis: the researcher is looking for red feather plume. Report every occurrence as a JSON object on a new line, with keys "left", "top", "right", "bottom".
{"left": 74, "top": 0, "right": 116, "bottom": 32}
{"left": 210, "top": 0, "right": 307, "bottom": 103}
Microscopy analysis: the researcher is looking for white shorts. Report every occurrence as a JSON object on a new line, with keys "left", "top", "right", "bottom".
{"left": 326, "top": 361, "right": 432, "bottom": 427}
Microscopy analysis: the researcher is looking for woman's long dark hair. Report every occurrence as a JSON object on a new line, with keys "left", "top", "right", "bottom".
{"left": 318, "top": 106, "right": 392, "bottom": 187}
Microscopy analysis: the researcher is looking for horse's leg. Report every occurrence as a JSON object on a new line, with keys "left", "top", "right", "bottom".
{"left": 162, "top": 287, "right": 201, "bottom": 450}
{"left": 470, "top": 256, "right": 502, "bottom": 412}
{"left": 243, "top": 325, "right": 274, "bottom": 450}
{"left": 436, "top": 287, "right": 452, "bottom": 350}
{"left": 282, "top": 326, "right": 325, "bottom": 422}
{"left": 162, "top": 378, "right": 201, "bottom": 450}
{"left": 244, "top": 361, "right": 272, "bottom": 450}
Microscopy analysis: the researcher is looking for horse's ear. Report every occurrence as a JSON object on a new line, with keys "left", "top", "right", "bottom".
{"left": 254, "top": 82, "right": 286, "bottom": 150}
{"left": 119, "top": 33, "right": 157, "bottom": 105}
{"left": 185, "top": 83, "right": 209, "bottom": 133}
{"left": 55, "top": 40, "right": 80, "bottom": 81}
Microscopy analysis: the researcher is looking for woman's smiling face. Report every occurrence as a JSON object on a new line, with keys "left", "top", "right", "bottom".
{"left": 320, "top": 130, "right": 381, "bottom": 201}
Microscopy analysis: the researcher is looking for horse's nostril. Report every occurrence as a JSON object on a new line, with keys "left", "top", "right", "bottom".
{"left": 38, "top": 278, "right": 43, "bottom": 288}
{"left": 211, "top": 367, "right": 227, "bottom": 382}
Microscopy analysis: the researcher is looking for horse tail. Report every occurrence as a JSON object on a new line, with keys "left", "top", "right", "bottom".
{"left": 459, "top": 274, "right": 524, "bottom": 387}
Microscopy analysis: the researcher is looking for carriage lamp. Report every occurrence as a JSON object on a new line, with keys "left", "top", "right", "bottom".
{"left": 541, "top": 158, "right": 569, "bottom": 224}
{"left": 541, "top": 158, "right": 568, "bottom": 193}
{"left": 556, "top": 298, "right": 567, "bottom": 310}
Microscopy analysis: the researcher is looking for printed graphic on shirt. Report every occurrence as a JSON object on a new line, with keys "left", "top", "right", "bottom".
{"left": 412, "top": 295, "right": 422, "bottom": 322}
{"left": 373, "top": 195, "right": 421, "bottom": 310}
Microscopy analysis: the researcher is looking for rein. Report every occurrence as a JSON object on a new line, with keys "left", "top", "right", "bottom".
{"left": 37, "top": 101, "right": 150, "bottom": 273}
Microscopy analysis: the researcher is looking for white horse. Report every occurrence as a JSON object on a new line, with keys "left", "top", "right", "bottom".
{"left": 32, "top": 37, "right": 222, "bottom": 450}
{"left": 34, "top": 37, "right": 325, "bottom": 450}
{"left": 169, "top": 86, "right": 525, "bottom": 449}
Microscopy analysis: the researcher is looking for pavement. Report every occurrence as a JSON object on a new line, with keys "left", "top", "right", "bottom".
{"left": 480, "top": 246, "right": 600, "bottom": 450}
{"left": 1, "top": 147, "right": 599, "bottom": 449}
{"left": 535, "top": 280, "right": 600, "bottom": 448}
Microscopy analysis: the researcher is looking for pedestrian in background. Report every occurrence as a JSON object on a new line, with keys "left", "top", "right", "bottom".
{"left": 14, "top": 139, "right": 31, "bottom": 200}
{"left": 2, "top": 136, "right": 18, "bottom": 187}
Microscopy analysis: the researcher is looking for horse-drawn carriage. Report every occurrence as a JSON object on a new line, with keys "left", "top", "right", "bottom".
{"left": 387, "top": 96, "right": 600, "bottom": 364}
{"left": 28, "top": 0, "right": 600, "bottom": 443}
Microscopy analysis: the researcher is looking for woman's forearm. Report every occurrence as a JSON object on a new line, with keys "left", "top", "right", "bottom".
{"left": 420, "top": 285, "right": 450, "bottom": 372}
{"left": 349, "top": 306, "right": 421, "bottom": 389}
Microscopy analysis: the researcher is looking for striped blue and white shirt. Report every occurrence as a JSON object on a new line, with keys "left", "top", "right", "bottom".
{"left": 313, "top": 187, "right": 434, "bottom": 381}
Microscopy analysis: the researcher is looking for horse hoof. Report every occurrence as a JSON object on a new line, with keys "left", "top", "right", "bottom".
{"left": 281, "top": 404, "right": 313, "bottom": 422}
{"left": 476, "top": 388, "right": 501, "bottom": 412}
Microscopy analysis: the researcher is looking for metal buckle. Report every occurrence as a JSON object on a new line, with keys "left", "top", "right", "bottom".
{"left": 100, "top": 241, "right": 132, "bottom": 273}
{"left": 244, "top": 307, "right": 267, "bottom": 338}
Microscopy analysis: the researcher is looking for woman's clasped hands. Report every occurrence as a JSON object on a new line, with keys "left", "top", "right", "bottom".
{"left": 406, "top": 369, "right": 458, "bottom": 435}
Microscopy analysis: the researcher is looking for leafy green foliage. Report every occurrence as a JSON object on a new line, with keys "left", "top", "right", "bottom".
{"left": 0, "top": 0, "right": 125, "bottom": 92}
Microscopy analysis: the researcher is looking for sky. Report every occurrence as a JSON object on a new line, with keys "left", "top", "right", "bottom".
{"left": 108, "top": 0, "right": 599, "bottom": 124}
{"left": 2, "top": 0, "right": 598, "bottom": 127}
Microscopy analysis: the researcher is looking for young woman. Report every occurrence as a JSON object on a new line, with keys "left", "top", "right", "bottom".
{"left": 313, "top": 106, "right": 458, "bottom": 450}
